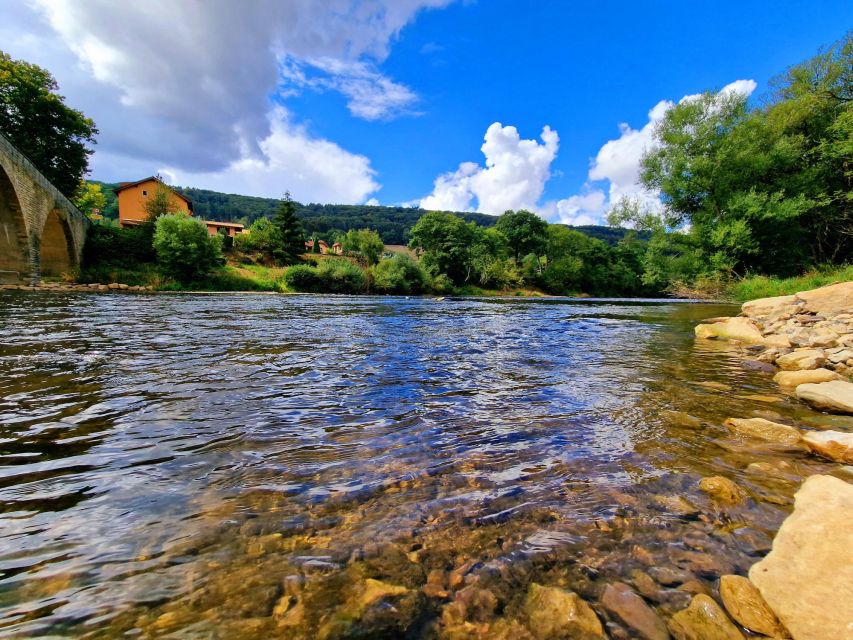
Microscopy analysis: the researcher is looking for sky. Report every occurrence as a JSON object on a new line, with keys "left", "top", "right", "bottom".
{"left": 2, "top": 0, "right": 852, "bottom": 225}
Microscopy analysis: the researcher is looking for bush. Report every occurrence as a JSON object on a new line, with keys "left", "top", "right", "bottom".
{"left": 234, "top": 217, "right": 280, "bottom": 254}
{"left": 283, "top": 264, "right": 322, "bottom": 292}
{"left": 153, "top": 214, "right": 224, "bottom": 283}
{"left": 316, "top": 259, "right": 367, "bottom": 293}
{"left": 82, "top": 224, "right": 155, "bottom": 266}
{"left": 371, "top": 254, "right": 429, "bottom": 294}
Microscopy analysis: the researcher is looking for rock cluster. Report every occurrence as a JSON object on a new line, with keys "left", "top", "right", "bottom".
{"left": 0, "top": 281, "right": 153, "bottom": 292}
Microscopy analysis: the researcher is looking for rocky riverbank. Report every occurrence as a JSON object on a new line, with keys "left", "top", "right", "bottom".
{"left": 0, "top": 281, "right": 154, "bottom": 292}
{"left": 691, "top": 281, "right": 853, "bottom": 639}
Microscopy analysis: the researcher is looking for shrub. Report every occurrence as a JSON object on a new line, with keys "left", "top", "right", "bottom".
{"left": 371, "top": 254, "right": 429, "bottom": 294}
{"left": 316, "top": 259, "right": 367, "bottom": 294}
{"left": 82, "top": 224, "right": 155, "bottom": 266}
{"left": 283, "top": 264, "right": 322, "bottom": 292}
{"left": 153, "top": 214, "right": 224, "bottom": 282}
{"left": 234, "top": 217, "right": 280, "bottom": 254}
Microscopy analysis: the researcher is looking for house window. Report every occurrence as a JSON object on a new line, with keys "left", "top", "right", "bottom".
{"left": 142, "top": 190, "right": 148, "bottom": 196}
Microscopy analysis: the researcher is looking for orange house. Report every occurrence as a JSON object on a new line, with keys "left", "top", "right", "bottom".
{"left": 114, "top": 177, "right": 193, "bottom": 228}
{"left": 115, "top": 177, "right": 245, "bottom": 236}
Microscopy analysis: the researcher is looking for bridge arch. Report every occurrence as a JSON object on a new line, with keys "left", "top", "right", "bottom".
{"left": 39, "top": 208, "right": 77, "bottom": 276}
{"left": 0, "top": 163, "right": 29, "bottom": 278}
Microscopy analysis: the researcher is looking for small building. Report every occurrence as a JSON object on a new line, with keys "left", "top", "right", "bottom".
{"left": 331, "top": 242, "right": 343, "bottom": 255}
{"left": 114, "top": 177, "right": 193, "bottom": 228}
{"left": 305, "top": 239, "right": 330, "bottom": 253}
{"left": 205, "top": 220, "right": 245, "bottom": 237}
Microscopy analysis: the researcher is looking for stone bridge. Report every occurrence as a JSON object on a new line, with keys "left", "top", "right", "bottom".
{"left": 0, "top": 132, "right": 89, "bottom": 284}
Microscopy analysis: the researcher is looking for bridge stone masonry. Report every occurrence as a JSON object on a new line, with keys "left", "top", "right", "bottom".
{"left": 0, "top": 132, "right": 89, "bottom": 285}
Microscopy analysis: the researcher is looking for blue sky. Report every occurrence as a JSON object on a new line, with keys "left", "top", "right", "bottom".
{"left": 2, "top": 1, "right": 852, "bottom": 224}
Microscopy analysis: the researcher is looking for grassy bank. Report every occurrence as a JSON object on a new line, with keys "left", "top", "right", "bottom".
{"left": 728, "top": 265, "right": 853, "bottom": 302}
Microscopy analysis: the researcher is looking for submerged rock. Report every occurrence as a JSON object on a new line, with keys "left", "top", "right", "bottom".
{"left": 773, "top": 367, "right": 842, "bottom": 387}
{"left": 722, "top": 418, "right": 801, "bottom": 445}
{"left": 524, "top": 583, "right": 605, "bottom": 640}
{"left": 698, "top": 476, "right": 746, "bottom": 504}
{"left": 749, "top": 475, "right": 853, "bottom": 640}
{"left": 775, "top": 349, "right": 826, "bottom": 371}
{"left": 802, "top": 430, "right": 853, "bottom": 463}
{"left": 601, "top": 582, "right": 669, "bottom": 640}
{"left": 694, "top": 317, "right": 765, "bottom": 344}
{"left": 796, "top": 380, "right": 853, "bottom": 413}
{"left": 718, "top": 575, "right": 788, "bottom": 638}
{"left": 667, "top": 594, "right": 744, "bottom": 640}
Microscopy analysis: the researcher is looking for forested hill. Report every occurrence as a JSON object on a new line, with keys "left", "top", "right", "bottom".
{"left": 94, "top": 181, "right": 638, "bottom": 246}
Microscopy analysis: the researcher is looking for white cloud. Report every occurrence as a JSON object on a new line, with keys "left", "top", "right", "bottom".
{"left": 421, "top": 123, "right": 559, "bottom": 214}
{"left": 161, "top": 109, "right": 379, "bottom": 203}
{"left": 2, "top": 0, "right": 453, "bottom": 200}
{"left": 553, "top": 79, "right": 758, "bottom": 225}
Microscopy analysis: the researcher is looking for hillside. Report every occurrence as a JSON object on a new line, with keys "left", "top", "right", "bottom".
{"left": 93, "top": 181, "right": 642, "bottom": 246}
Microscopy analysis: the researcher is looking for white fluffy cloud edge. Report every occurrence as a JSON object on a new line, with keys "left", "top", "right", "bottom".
{"left": 419, "top": 79, "right": 757, "bottom": 225}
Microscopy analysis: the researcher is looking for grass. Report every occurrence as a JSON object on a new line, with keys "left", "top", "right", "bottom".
{"left": 728, "top": 264, "right": 853, "bottom": 302}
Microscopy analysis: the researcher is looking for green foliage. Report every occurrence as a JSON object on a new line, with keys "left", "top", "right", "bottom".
{"left": 496, "top": 209, "right": 548, "bottom": 263}
{"left": 235, "top": 217, "right": 279, "bottom": 254}
{"left": 409, "top": 211, "right": 480, "bottom": 284}
{"left": 143, "top": 180, "right": 183, "bottom": 220}
{"left": 153, "top": 214, "right": 223, "bottom": 283}
{"left": 82, "top": 224, "right": 155, "bottom": 266}
{"left": 639, "top": 32, "right": 853, "bottom": 278}
{"left": 728, "top": 264, "right": 853, "bottom": 302}
{"left": 283, "top": 264, "right": 322, "bottom": 292}
{"left": 342, "top": 228, "right": 384, "bottom": 265}
{"left": 273, "top": 192, "right": 305, "bottom": 265}
{"left": 0, "top": 50, "right": 98, "bottom": 196}
{"left": 73, "top": 181, "right": 106, "bottom": 218}
{"left": 371, "top": 254, "right": 430, "bottom": 294}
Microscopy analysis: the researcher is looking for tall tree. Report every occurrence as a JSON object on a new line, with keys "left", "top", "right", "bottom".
{"left": 0, "top": 50, "right": 98, "bottom": 196}
{"left": 73, "top": 181, "right": 107, "bottom": 219}
{"left": 496, "top": 210, "right": 548, "bottom": 263}
{"left": 273, "top": 191, "right": 305, "bottom": 265}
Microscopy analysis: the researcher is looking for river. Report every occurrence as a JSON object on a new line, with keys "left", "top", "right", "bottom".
{"left": 0, "top": 293, "right": 845, "bottom": 638}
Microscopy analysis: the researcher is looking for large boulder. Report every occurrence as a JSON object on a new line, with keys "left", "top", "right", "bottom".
{"left": 776, "top": 349, "right": 826, "bottom": 371}
{"left": 795, "top": 380, "right": 853, "bottom": 413}
{"left": 524, "top": 583, "right": 605, "bottom": 640}
{"left": 695, "top": 317, "right": 765, "bottom": 344}
{"left": 795, "top": 281, "right": 853, "bottom": 316}
{"left": 802, "top": 430, "right": 853, "bottom": 463}
{"left": 741, "top": 294, "right": 798, "bottom": 318}
{"left": 773, "top": 368, "right": 842, "bottom": 387}
{"left": 722, "top": 418, "right": 802, "bottom": 445}
{"left": 600, "top": 582, "right": 669, "bottom": 640}
{"left": 718, "top": 575, "right": 788, "bottom": 638}
{"left": 667, "top": 594, "right": 744, "bottom": 640}
{"left": 749, "top": 475, "right": 853, "bottom": 640}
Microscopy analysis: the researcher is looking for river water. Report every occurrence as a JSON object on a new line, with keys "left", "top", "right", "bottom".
{"left": 0, "top": 293, "right": 847, "bottom": 638}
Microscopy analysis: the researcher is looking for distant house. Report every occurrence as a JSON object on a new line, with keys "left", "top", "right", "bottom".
{"left": 305, "top": 239, "right": 336, "bottom": 254}
{"left": 115, "top": 177, "right": 244, "bottom": 235}
{"left": 331, "top": 242, "right": 343, "bottom": 255}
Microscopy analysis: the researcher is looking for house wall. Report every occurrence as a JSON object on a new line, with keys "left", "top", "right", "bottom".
{"left": 118, "top": 180, "right": 191, "bottom": 227}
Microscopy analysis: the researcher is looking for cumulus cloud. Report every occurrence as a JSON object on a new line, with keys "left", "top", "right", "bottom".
{"left": 552, "top": 79, "right": 758, "bottom": 225}
{"left": 2, "top": 0, "right": 452, "bottom": 201}
{"left": 421, "top": 123, "right": 559, "bottom": 214}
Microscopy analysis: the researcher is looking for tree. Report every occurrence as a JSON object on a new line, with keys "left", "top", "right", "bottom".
{"left": 0, "top": 50, "right": 98, "bottom": 196}
{"left": 342, "top": 228, "right": 384, "bottom": 265}
{"left": 409, "top": 211, "right": 479, "bottom": 284}
{"left": 73, "top": 181, "right": 106, "bottom": 219}
{"left": 235, "top": 216, "right": 280, "bottom": 255}
{"left": 372, "top": 253, "right": 429, "bottom": 294}
{"left": 153, "top": 214, "right": 223, "bottom": 282}
{"left": 496, "top": 210, "right": 548, "bottom": 263}
{"left": 144, "top": 179, "right": 183, "bottom": 221}
{"left": 273, "top": 191, "right": 305, "bottom": 265}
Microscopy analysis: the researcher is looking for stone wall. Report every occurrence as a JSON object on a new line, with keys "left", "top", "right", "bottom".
{"left": 0, "top": 132, "right": 88, "bottom": 283}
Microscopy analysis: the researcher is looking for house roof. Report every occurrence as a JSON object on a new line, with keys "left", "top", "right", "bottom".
{"left": 204, "top": 220, "right": 244, "bottom": 228}
{"left": 114, "top": 177, "right": 194, "bottom": 206}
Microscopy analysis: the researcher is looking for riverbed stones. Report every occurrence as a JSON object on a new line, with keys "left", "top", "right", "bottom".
{"left": 773, "top": 367, "right": 841, "bottom": 387}
{"left": 600, "top": 582, "right": 669, "bottom": 640}
{"left": 698, "top": 476, "right": 746, "bottom": 504}
{"left": 795, "top": 379, "right": 853, "bottom": 413}
{"left": 722, "top": 418, "right": 801, "bottom": 445}
{"left": 718, "top": 575, "right": 788, "bottom": 638}
{"left": 667, "top": 594, "right": 744, "bottom": 640}
{"left": 802, "top": 430, "right": 853, "bottom": 463}
{"left": 524, "top": 583, "right": 605, "bottom": 639}
{"left": 749, "top": 475, "right": 853, "bottom": 640}
{"left": 775, "top": 348, "right": 826, "bottom": 371}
